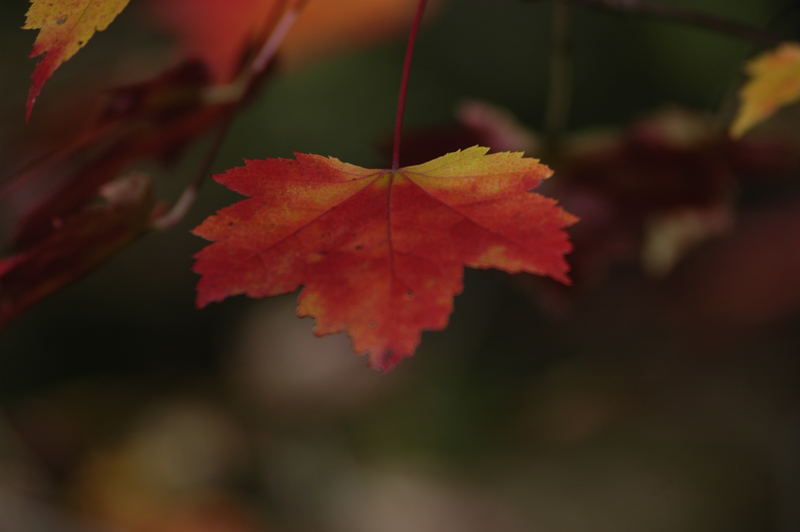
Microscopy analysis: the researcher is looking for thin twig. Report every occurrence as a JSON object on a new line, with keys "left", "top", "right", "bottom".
{"left": 252, "top": 0, "right": 309, "bottom": 74}
{"left": 570, "top": 0, "right": 781, "bottom": 46}
{"left": 545, "top": 0, "right": 572, "bottom": 153}
{"left": 151, "top": 0, "right": 309, "bottom": 230}
{"left": 150, "top": 111, "right": 238, "bottom": 230}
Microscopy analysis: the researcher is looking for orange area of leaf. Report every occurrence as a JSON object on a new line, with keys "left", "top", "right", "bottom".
{"left": 731, "top": 42, "right": 800, "bottom": 138}
{"left": 149, "top": 0, "right": 277, "bottom": 83}
{"left": 282, "top": 0, "right": 430, "bottom": 66}
{"left": 23, "top": 0, "right": 131, "bottom": 119}
{"left": 193, "top": 147, "right": 576, "bottom": 371}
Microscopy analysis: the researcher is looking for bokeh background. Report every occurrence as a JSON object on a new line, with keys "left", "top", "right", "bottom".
{"left": 2, "top": 0, "right": 800, "bottom": 530}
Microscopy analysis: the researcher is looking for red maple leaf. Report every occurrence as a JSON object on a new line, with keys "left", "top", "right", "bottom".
{"left": 193, "top": 146, "right": 576, "bottom": 371}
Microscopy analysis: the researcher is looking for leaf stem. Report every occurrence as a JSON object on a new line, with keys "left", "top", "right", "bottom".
{"left": 150, "top": 111, "right": 237, "bottom": 230}
{"left": 152, "top": 0, "right": 308, "bottom": 230}
{"left": 392, "top": 0, "right": 429, "bottom": 170}
{"left": 545, "top": 0, "right": 572, "bottom": 153}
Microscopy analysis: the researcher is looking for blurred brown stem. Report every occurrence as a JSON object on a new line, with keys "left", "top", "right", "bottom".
{"left": 570, "top": 0, "right": 781, "bottom": 46}
{"left": 545, "top": 0, "right": 572, "bottom": 153}
{"left": 150, "top": 112, "right": 237, "bottom": 230}
{"left": 151, "top": 0, "right": 309, "bottom": 230}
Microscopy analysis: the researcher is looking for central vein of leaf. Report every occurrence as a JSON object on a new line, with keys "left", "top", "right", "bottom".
{"left": 385, "top": 171, "right": 398, "bottom": 285}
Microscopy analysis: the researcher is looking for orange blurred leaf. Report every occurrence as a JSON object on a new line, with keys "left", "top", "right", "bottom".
{"left": 149, "top": 0, "right": 278, "bottom": 83}
{"left": 23, "top": 0, "right": 131, "bottom": 119}
{"left": 193, "top": 147, "right": 576, "bottom": 371}
{"left": 283, "top": 0, "right": 433, "bottom": 66}
{"left": 731, "top": 42, "right": 800, "bottom": 138}
{"left": 150, "top": 0, "right": 428, "bottom": 81}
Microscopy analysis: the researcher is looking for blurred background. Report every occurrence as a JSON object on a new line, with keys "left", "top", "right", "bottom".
{"left": 2, "top": 0, "right": 800, "bottom": 530}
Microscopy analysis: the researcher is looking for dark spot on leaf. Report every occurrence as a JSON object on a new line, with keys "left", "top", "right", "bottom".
{"left": 368, "top": 320, "right": 376, "bottom": 328}
{"left": 56, "top": 16, "right": 67, "bottom": 25}
{"left": 382, "top": 349, "right": 394, "bottom": 366}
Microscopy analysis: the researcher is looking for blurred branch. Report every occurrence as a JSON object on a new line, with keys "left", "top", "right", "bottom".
{"left": 150, "top": 113, "right": 237, "bottom": 230}
{"left": 545, "top": 0, "right": 572, "bottom": 153}
{"left": 569, "top": 0, "right": 782, "bottom": 46}
{"left": 252, "top": 0, "right": 310, "bottom": 73}
{"left": 152, "top": 0, "right": 310, "bottom": 230}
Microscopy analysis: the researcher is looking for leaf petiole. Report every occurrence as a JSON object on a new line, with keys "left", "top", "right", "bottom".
{"left": 392, "top": 0, "right": 429, "bottom": 170}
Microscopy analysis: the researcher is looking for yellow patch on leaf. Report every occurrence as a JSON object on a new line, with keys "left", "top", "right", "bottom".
{"left": 23, "top": 0, "right": 131, "bottom": 119}
{"left": 731, "top": 42, "right": 800, "bottom": 138}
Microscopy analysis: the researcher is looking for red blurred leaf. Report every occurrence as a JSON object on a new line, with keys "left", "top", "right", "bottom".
{"left": 3, "top": 8, "right": 280, "bottom": 320}
{"left": 150, "top": 0, "right": 278, "bottom": 83}
{"left": 669, "top": 196, "right": 800, "bottom": 327}
{"left": 5, "top": 60, "right": 226, "bottom": 249}
{"left": 554, "top": 108, "right": 783, "bottom": 283}
{"left": 193, "top": 147, "right": 576, "bottom": 370}
{"left": 0, "top": 173, "right": 153, "bottom": 327}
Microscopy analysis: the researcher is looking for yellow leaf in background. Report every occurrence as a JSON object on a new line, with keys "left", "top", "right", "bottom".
{"left": 24, "top": 0, "right": 131, "bottom": 119}
{"left": 731, "top": 42, "right": 800, "bottom": 138}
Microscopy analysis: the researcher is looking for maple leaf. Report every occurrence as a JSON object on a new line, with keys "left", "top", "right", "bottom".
{"left": 731, "top": 42, "right": 800, "bottom": 138}
{"left": 193, "top": 146, "right": 576, "bottom": 371}
{"left": 23, "top": 0, "right": 131, "bottom": 120}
